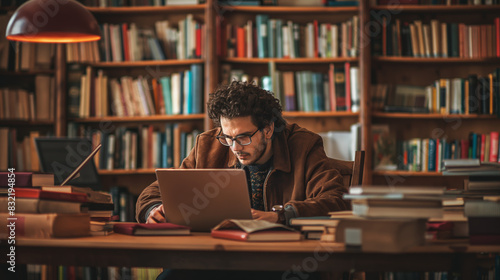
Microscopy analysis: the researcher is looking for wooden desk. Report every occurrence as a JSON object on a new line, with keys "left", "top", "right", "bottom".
{"left": 2, "top": 233, "right": 500, "bottom": 278}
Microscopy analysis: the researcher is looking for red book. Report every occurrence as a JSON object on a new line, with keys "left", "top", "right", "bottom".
{"left": 211, "top": 219, "right": 301, "bottom": 242}
{"left": 0, "top": 172, "right": 33, "bottom": 188}
{"left": 211, "top": 229, "right": 301, "bottom": 242}
{"left": 113, "top": 222, "right": 190, "bottom": 236}
{"left": 345, "top": 62, "right": 351, "bottom": 112}
{"left": 121, "top": 23, "right": 130, "bottom": 61}
{"left": 495, "top": 17, "right": 500, "bottom": 57}
{"left": 460, "top": 139, "right": 469, "bottom": 159}
{"left": 236, "top": 26, "right": 246, "bottom": 58}
{"left": 195, "top": 23, "right": 202, "bottom": 58}
{"left": 15, "top": 188, "right": 88, "bottom": 203}
{"left": 490, "top": 132, "right": 499, "bottom": 162}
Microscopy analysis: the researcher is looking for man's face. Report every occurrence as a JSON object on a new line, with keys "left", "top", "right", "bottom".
{"left": 219, "top": 116, "right": 272, "bottom": 165}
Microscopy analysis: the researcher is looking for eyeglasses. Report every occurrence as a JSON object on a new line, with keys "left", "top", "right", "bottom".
{"left": 216, "top": 128, "right": 261, "bottom": 147}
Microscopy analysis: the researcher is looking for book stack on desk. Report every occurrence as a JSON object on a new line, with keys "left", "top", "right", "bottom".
{"left": 337, "top": 186, "right": 447, "bottom": 252}
{"left": 464, "top": 196, "right": 500, "bottom": 245}
{"left": 0, "top": 172, "right": 91, "bottom": 238}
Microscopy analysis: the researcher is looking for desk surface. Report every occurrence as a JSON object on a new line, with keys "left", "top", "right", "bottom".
{"left": 4, "top": 233, "right": 500, "bottom": 274}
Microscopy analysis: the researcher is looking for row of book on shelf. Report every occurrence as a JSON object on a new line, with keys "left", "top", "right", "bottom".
{"left": 21, "top": 265, "right": 163, "bottom": 280}
{"left": 98, "top": 14, "right": 204, "bottom": 63}
{"left": 222, "top": 62, "right": 360, "bottom": 112}
{"left": 0, "top": 36, "right": 54, "bottom": 72}
{"left": 70, "top": 123, "right": 200, "bottom": 170}
{"left": 373, "top": 17, "right": 500, "bottom": 58}
{"left": 219, "top": 15, "right": 359, "bottom": 59}
{"left": 372, "top": 125, "right": 500, "bottom": 172}
{"left": 0, "top": 129, "right": 44, "bottom": 172}
{"left": 0, "top": 75, "right": 55, "bottom": 121}
{"left": 371, "top": 67, "right": 500, "bottom": 115}
{"left": 68, "top": 64, "right": 203, "bottom": 118}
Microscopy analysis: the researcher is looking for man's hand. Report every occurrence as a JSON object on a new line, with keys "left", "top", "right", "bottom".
{"left": 146, "top": 204, "right": 166, "bottom": 224}
{"left": 251, "top": 209, "right": 278, "bottom": 223}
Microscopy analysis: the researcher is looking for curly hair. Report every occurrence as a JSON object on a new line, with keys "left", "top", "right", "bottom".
{"left": 207, "top": 81, "right": 286, "bottom": 131}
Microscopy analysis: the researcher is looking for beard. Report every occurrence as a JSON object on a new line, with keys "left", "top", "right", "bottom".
{"left": 235, "top": 133, "right": 269, "bottom": 165}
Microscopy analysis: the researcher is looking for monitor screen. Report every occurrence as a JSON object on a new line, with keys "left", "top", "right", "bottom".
{"left": 35, "top": 137, "right": 101, "bottom": 190}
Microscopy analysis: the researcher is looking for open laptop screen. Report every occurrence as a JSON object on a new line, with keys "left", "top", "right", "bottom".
{"left": 35, "top": 137, "right": 101, "bottom": 190}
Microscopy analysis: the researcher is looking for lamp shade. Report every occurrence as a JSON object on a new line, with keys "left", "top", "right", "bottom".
{"left": 6, "top": 0, "right": 101, "bottom": 43}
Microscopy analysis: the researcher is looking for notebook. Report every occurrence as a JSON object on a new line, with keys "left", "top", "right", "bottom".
{"left": 156, "top": 169, "right": 253, "bottom": 232}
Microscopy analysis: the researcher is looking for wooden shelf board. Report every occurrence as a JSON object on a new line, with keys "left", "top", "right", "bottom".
{"left": 372, "top": 170, "right": 443, "bottom": 177}
{"left": 0, "top": 70, "right": 55, "bottom": 76}
{"left": 372, "top": 112, "right": 500, "bottom": 119}
{"left": 90, "top": 59, "right": 204, "bottom": 67}
{"left": 87, "top": 4, "right": 206, "bottom": 13}
{"left": 222, "top": 57, "right": 358, "bottom": 64}
{"left": 373, "top": 4, "right": 500, "bottom": 12}
{"left": 373, "top": 56, "right": 500, "bottom": 63}
{"left": 283, "top": 111, "right": 359, "bottom": 118}
{"left": 218, "top": 6, "right": 358, "bottom": 13}
{"left": 70, "top": 114, "right": 205, "bottom": 123}
{"left": 0, "top": 120, "right": 55, "bottom": 126}
{"left": 98, "top": 169, "right": 156, "bottom": 175}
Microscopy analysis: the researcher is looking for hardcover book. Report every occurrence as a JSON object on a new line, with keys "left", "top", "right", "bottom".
{"left": 113, "top": 222, "right": 191, "bottom": 236}
{"left": 211, "top": 219, "right": 301, "bottom": 242}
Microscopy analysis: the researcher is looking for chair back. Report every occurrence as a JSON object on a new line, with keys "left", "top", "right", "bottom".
{"left": 332, "top": 151, "right": 365, "bottom": 188}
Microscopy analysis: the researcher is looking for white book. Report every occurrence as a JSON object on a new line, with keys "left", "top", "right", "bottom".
{"left": 171, "top": 73, "right": 181, "bottom": 114}
{"left": 178, "top": 18, "right": 185, "bottom": 60}
{"left": 331, "top": 24, "right": 338, "bottom": 58}
{"left": 306, "top": 23, "right": 315, "bottom": 58}
{"left": 246, "top": 20, "right": 253, "bottom": 58}
{"left": 451, "top": 78, "right": 462, "bottom": 114}
{"left": 282, "top": 26, "right": 290, "bottom": 58}
{"left": 110, "top": 79, "right": 124, "bottom": 117}
{"left": 134, "top": 78, "right": 151, "bottom": 116}
{"left": 120, "top": 77, "right": 138, "bottom": 116}
{"left": 350, "top": 66, "right": 360, "bottom": 112}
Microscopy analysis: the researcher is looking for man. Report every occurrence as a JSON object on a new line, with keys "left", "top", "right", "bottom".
{"left": 136, "top": 80, "right": 350, "bottom": 225}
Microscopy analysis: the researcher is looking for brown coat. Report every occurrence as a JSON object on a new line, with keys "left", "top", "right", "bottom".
{"left": 135, "top": 123, "right": 351, "bottom": 223}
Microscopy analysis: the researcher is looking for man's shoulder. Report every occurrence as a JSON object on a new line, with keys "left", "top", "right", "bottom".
{"left": 284, "top": 123, "right": 322, "bottom": 142}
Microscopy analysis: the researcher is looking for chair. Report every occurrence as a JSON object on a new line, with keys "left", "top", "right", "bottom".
{"left": 333, "top": 150, "right": 365, "bottom": 188}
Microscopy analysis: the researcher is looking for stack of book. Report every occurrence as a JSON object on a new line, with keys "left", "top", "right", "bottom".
{"left": 443, "top": 158, "right": 500, "bottom": 176}
{"left": 337, "top": 186, "right": 449, "bottom": 252}
{"left": 0, "top": 172, "right": 92, "bottom": 238}
{"left": 41, "top": 185, "right": 116, "bottom": 235}
{"left": 464, "top": 196, "right": 500, "bottom": 245}
{"left": 289, "top": 216, "right": 343, "bottom": 240}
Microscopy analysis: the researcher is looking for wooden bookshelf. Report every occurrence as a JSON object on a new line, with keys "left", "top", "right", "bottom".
{"left": 86, "top": 4, "right": 207, "bottom": 14}
{"left": 369, "top": 2, "right": 500, "bottom": 186}
{"left": 222, "top": 57, "right": 359, "bottom": 64}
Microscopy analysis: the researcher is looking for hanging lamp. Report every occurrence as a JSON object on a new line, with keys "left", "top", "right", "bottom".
{"left": 5, "top": 0, "right": 101, "bottom": 43}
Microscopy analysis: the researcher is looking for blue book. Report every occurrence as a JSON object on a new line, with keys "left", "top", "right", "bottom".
{"left": 268, "top": 19, "right": 276, "bottom": 58}
{"left": 256, "top": 14, "right": 269, "bottom": 58}
{"left": 428, "top": 139, "right": 436, "bottom": 172}
{"left": 190, "top": 64, "right": 203, "bottom": 114}
{"left": 261, "top": 76, "right": 272, "bottom": 91}
{"left": 179, "top": 71, "right": 184, "bottom": 114}
{"left": 312, "top": 72, "right": 325, "bottom": 112}
{"left": 471, "top": 133, "right": 477, "bottom": 159}
{"left": 184, "top": 70, "right": 193, "bottom": 114}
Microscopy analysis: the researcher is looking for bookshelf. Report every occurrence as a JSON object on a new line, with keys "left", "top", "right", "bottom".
{"left": 369, "top": 1, "right": 500, "bottom": 187}
{"left": 1, "top": 0, "right": 500, "bottom": 188}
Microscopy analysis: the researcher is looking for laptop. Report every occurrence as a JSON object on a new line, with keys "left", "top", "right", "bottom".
{"left": 35, "top": 138, "right": 102, "bottom": 190}
{"left": 156, "top": 169, "right": 253, "bottom": 232}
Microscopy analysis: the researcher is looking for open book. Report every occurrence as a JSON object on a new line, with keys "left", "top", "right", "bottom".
{"left": 211, "top": 219, "right": 301, "bottom": 242}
